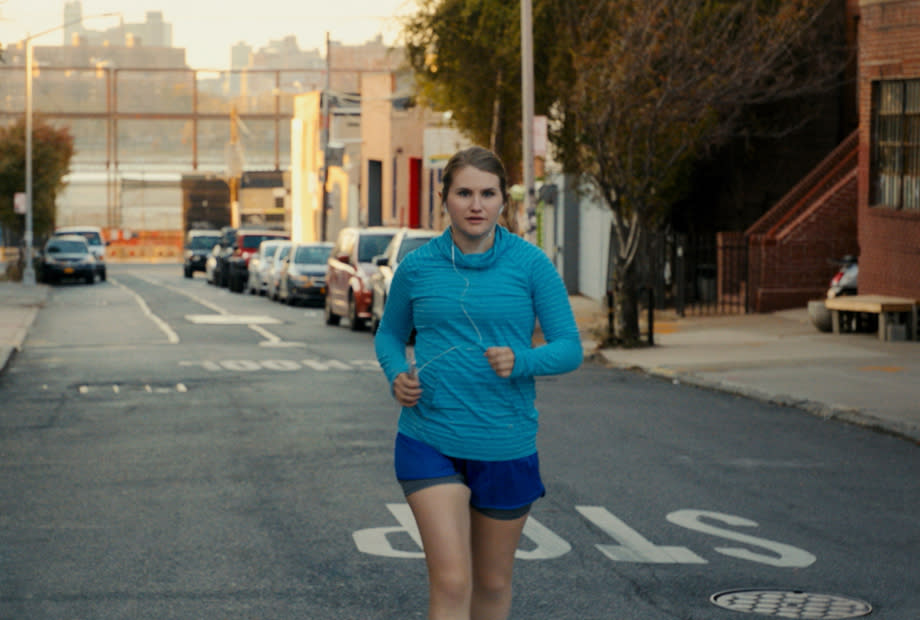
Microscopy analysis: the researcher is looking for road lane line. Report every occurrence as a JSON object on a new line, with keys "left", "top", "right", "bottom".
{"left": 133, "top": 274, "right": 227, "bottom": 314}
{"left": 134, "top": 274, "right": 289, "bottom": 345}
{"left": 110, "top": 278, "right": 180, "bottom": 344}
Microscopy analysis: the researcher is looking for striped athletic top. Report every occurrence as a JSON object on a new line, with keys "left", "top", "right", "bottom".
{"left": 374, "top": 226, "right": 583, "bottom": 460}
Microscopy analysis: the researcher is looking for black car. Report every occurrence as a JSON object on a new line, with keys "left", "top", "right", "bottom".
{"left": 183, "top": 230, "right": 221, "bottom": 278}
{"left": 39, "top": 235, "right": 97, "bottom": 284}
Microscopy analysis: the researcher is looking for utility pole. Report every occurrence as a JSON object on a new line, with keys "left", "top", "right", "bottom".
{"left": 20, "top": 12, "right": 120, "bottom": 286}
{"left": 320, "top": 31, "right": 331, "bottom": 242}
{"left": 521, "top": 0, "right": 535, "bottom": 231}
{"left": 23, "top": 34, "right": 35, "bottom": 285}
{"left": 228, "top": 106, "right": 241, "bottom": 227}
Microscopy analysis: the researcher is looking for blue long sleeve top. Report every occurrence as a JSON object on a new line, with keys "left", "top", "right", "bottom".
{"left": 374, "top": 226, "right": 583, "bottom": 460}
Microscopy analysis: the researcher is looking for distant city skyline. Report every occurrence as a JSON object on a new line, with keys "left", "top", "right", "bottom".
{"left": 0, "top": 0, "right": 413, "bottom": 69}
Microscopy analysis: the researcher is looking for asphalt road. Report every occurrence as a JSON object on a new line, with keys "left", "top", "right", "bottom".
{"left": 0, "top": 264, "right": 916, "bottom": 619}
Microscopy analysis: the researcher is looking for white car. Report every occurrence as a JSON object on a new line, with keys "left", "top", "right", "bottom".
{"left": 247, "top": 239, "right": 288, "bottom": 295}
{"left": 265, "top": 241, "right": 293, "bottom": 301}
{"left": 53, "top": 225, "right": 107, "bottom": 281}
{"left": 369, "top": 228, "right": 439, "bottom": 333}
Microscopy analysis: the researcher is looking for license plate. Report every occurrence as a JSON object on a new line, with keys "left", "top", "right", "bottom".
{"left": 320, "top": 287, "right": 326, "bottom": 294}
{"left": 64, "top": 267, "right": 74, "bottom": 274}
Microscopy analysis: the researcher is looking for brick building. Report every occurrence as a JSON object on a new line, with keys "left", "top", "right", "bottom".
{"left": 745, "top": 0, "right": 919, "bottom": 311}
{"left": 856, "top": 0, "right": 920, "bottom": 298}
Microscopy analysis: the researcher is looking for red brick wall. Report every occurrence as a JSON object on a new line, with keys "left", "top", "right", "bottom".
{"left": 750, "top": 171, "right": 859, "bottom": 312}
{"left": 858, "top": 0, "right": 920, "bottom": 299}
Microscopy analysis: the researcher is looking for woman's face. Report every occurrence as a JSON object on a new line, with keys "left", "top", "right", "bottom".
{"left": 443, "top": 165, "right": 504, "bottom": 245}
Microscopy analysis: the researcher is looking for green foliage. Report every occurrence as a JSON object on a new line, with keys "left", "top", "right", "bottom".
{"left": 0, "top": 116, "right": 75, "bottom": 242}
{"left": 400, "top": 0, "right": 564, "bottom": 181}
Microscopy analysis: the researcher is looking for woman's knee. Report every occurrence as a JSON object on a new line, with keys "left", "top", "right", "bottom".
{"left": 430, "top": 568, "right": 473, "bottom": 607}
{"left": 473, "top": 569, "right": 512, "bottom": 602}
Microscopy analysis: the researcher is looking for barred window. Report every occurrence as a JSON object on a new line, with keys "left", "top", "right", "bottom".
{"left": 870, "top": 79, "right": 920, "bottom": 210}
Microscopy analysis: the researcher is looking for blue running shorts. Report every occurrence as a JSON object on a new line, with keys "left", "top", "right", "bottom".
{"left": 394, "top": 432, "right": 545, "bottom": 520}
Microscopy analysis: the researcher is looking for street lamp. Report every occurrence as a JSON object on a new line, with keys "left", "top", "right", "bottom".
{"left": 20, "top": 12, "right": 121, "bottom": 285}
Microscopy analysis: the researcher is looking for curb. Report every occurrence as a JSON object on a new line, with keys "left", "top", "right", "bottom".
{"left": 0, "top": 307, "right": 39, "bottom": 376}
{"left": 589, "top": 352, "right": 920, "bottom": 446}
{"left": 0, "top": 285, "right": 49, "bottom": 377}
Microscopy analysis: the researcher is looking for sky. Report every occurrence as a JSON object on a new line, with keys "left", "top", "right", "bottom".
{"left": 0, "top": 0, "right": 415, "bottom": 69}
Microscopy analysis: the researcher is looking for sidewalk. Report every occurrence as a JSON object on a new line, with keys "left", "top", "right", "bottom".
{"left": 568, "top": 295, "right": 920, "bottom": 444}
{"left": 0, "top": 281, "right": 50, "bottom": 375}
{"left": 1, "top": 282, "right": 918, "bottom": 444}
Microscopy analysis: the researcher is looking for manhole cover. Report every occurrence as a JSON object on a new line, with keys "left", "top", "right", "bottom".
{"left": 711, "top": 589, "right": 872, "bottom": 618}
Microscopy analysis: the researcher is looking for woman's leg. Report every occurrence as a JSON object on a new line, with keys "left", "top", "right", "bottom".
{"left": 469, "top": 510, "right": 529, "bottom": 620}
{"left": 407, "top": 482, "right": 474, "bottom": 620}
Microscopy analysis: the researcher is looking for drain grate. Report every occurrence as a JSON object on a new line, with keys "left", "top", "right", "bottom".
{"left": 710, "top": 589, "right": 872, "bottom": 619}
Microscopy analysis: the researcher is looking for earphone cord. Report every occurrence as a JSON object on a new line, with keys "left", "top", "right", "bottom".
{"left": 414, "top": 242, "right": 484, "bottom": 376}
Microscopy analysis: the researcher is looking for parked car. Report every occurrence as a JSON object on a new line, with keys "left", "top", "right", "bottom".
{"left": 246, "top": 239, "right": 287, "bottom": 295}
{"left": 278, "top": 242, "right": 334, "bottom": 306}
{"left": 39, "top": 235, "right": 96, "bottom": 285}
{"left": 325, "top": 226, "right": 400, "bottom": 330}
{"left": 183, "top": 229, "right": 221, "bottom": 278}
{"left": 369, "top": 228, "right": 439, "bottom": 333}
{"left": 205, "top": 243, "right": 222, "bottom": 284}
{"left": 208, "top": 226, "right": 237, "bottom": 287}
{"left": 266, "top": 241, "right": 293, "bottom": 300}
{"left": 227, "top": 229, "right": 290, "bottom": 293}
{"left": 52, "top": 225, "right": 107, "bottom": 281}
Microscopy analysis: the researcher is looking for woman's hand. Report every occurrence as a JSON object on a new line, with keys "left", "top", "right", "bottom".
{"left": 392, "top": 371, "right": 422, "bottom": 407}
{"left": 484, "top": 346, "right": 515, "bottom": 378}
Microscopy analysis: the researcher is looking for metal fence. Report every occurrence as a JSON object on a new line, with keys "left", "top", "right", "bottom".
{"left": 0, "top": 66, "right": 329, "bottom": 172}
{"left": 638, "top": 230, "right": 749, "bottom": 316}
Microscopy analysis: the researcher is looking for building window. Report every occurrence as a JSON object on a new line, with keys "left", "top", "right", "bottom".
{"left": 870, "top": 79, "right": 920, "bottom": 210}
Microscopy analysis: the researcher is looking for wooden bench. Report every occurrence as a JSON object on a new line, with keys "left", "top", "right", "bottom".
{"left": 824, "top": 295, "right": 918, "bottom": 341}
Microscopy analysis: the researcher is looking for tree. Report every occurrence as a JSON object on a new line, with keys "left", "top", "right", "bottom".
{"left": 0, "top": 116, "right": 75, "bottom": 249}
{"left": 546, "top": 0, "right": 848, "bottom": 345}
{"left": 401, "top": 0, "right": 562, "bottom": 183}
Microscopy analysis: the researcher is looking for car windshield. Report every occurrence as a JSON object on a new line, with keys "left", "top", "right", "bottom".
{"left": 188, "top": 235, "right": 220, "bottom": 250}
{"left": 263, "top": 244, "right": 279, "bottom": 258}
{"left": 243, "top": 234, "right": 285, "bottom": 249}
{"left": 358, "top": 234, "right": 395, "bottom": 262}
{"left": 294, "top": 245, "right": 332, "bottom": 264}
{"left": 396, "top": 237, "right": 433, "bottom": 263}
{"left": 47, "top": 240, "right": 87, "bottom": 253}
{"left": 57, "top": 231, "right": 102, "bottom": 246}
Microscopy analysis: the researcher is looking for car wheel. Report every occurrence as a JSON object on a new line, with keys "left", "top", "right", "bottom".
{"left": 325, "top": 297, "right": 341, "bottom": 326}
{"left": 85, "top": 273, "right": 95, "bottom": 285}
{"left": 348, "top": 293, "right": 365, "bottom": 331}
{"left": 184, "top": 266, "right": 193, "bottom": 278}
{"left": 99, "top": 269, "right": 106, "bottom": 282}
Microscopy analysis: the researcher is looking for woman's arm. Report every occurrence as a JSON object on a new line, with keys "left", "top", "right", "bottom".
{"left": 510, "top": 253, "right": 583, "bottom": 378}
{"left": 374, "top": 262, "right": 416, "bottom": 386}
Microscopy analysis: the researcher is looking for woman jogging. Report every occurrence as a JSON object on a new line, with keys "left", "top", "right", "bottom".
{"left": 374, "top": 146, "right": 583, "bottom": 620}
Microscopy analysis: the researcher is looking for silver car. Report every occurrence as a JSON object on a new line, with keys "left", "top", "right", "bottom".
{"left": 278, "top": 242, "right": 334, "bottom": 306}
